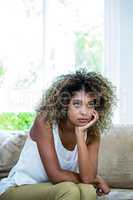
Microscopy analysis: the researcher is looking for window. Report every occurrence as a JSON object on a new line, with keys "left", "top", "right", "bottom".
{"left": 0, "top": 0, "right": 44, "bottom": 112}
{"left": 0, "top": 0, "right": 104, "bottom": 130}
{"left": 44, "top": 0, "right": 104, "bottom": 87}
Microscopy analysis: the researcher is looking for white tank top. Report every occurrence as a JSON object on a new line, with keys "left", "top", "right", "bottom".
{"left": 0, "top": 123, "right": 78, "bottom": 194}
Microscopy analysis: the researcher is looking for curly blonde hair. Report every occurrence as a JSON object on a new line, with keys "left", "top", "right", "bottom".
{"left": 36, "top": 69, "right": 116, "bottom": 144}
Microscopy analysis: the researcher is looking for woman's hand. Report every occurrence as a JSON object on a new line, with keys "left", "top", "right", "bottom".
{"left": 75, "top": 110, "right": 99, "bottom": 134}
{"left": 94, "top": 175, "right": 110, "bottom": 196}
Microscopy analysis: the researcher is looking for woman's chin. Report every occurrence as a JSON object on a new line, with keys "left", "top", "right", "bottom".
{"left": 77, "top": 121, "right": 89, "bottom": 126}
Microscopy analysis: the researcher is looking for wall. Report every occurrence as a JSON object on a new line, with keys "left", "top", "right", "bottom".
{"left": 104, "top": 0, "right": 133, "bottom": 124}
{"left": 120, "top": 0, "right": 133, "bottom": 124}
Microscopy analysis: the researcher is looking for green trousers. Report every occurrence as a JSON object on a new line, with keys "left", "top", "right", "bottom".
{"left": 0, "top": 182, "right": 96, "bottom": 200}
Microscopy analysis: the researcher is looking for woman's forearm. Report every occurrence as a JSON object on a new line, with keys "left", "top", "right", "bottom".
{"left": 49, "top": 169, "right": 81, "bottom": 184}
{"left": 76, "top": 132, "right": 98, "bottom": 184}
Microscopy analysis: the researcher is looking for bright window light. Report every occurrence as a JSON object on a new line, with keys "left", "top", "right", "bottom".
{"left": 0, "top": 0, "right": 104, "bottom": 112}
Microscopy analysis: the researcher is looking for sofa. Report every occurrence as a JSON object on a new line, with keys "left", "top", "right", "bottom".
{"left": 0, "top": 125, "right": 133, "bottom": 200}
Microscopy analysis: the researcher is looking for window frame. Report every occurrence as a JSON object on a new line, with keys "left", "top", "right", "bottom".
{"left": 104, "top": 0, "right": 120, "bottom": 124}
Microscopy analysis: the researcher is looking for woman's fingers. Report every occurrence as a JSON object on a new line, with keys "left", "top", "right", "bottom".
{"left": 84, "top": 110, "right": 99, "bottom": 129}
{"left": 96, "top": 187, "right": 110, "bottom": 196}
{"left": 96, "top": 188, "right": 104, "bottom": 196}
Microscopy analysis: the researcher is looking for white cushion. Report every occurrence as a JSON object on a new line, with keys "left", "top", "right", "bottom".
{"left": 98, "top": 125, "right": 133, "bottom": 189}
{"left": 0, "top": 131, "right": 27, "bottom": 173}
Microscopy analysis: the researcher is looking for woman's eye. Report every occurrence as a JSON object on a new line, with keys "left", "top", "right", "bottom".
{"left": 88, "top": 101, "right": 95, "bottom": 108}
{"left": 73, "top": 102, "right": 81, "bottom": 107}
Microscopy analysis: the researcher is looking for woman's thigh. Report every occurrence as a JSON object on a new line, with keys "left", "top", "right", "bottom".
{"left": 78, "top": 183, "right": 96, "bottom": 200}
{"left": 0, "top": 183, "right": 53, "bottom": 200}
{"left": 0, "top": 182, "right": 81, "bottom": 200}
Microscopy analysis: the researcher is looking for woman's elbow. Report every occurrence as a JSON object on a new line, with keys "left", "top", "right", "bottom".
{"left": 48, "top": 173, "right": 61, "bottom": 184}
{"left": 47, "top": 169, "right": 65, "bottom": 184}
{"left": 80, "top": 174, "right": 96, "bottom": 184}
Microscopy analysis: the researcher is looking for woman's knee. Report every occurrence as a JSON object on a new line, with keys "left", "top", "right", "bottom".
{"left": 78, "top": 184, "right": 96, "bottom": 200}
{"left": 53, "top": 182, "right": 80, "bottom": 200}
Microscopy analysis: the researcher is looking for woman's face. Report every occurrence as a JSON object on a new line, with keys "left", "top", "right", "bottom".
{"left": 67, "top": 90, "right": 97, "bottom": 127}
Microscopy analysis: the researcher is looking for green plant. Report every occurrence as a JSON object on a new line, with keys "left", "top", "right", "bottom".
{"left": 0, "top": 65, "right": 6, "bottom": 86}
{"left": 0, "top": 112, "right": 36, "bottom": 131}
{"left": 0, "top": 65, "right": 6, "bottom": 77}
{"left": 74, "top": 31, "right": 103, "bottom": 72}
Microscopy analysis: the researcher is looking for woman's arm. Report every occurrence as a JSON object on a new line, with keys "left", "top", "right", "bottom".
{"left": 75, "top": 125, "right": 110, "bottom": 195}
{"left": 75, "top": 110, "right": 100, "bottom": 184}
{"left": 30, "top": 116, "right": 81, "bottom": 184}
{"left": 75, "top": 130, "right": 100, "bottom": 184}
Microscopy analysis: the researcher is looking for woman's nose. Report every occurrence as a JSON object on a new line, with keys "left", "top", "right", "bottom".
{"left": 80, "top": 106, "right": 88, "bottom": 116}
{"left": 80, "top": 106, "right": 93, "bottom": 117}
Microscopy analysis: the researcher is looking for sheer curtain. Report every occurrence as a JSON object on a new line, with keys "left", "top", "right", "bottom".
{"left": 0, "top": 0, "right": 104, "bottom": 112}
{"left": 43, "top": 0, "right": 104, "bottom": 86}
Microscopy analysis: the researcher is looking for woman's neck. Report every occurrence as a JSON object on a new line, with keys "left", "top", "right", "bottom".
{"left": 59, "top": 120, "right": 75, "bottom": 135}
{"left": 58, "top": 120, "right": 76, "bottom": 151}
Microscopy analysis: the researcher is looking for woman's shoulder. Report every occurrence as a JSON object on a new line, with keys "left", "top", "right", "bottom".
{"left": 29, "top": 115, "right": 53, "bottom": 142}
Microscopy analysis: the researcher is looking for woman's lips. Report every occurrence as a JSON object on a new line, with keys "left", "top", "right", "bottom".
{"left": 78, "top": 119, "right": 89, "bottom": 123}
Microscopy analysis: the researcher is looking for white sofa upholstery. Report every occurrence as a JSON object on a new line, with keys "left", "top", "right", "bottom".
{"left": 98, "top": 125, "right": 133, "bottom": 200}
{"left": 0, "top": 125, "right": 133, "bottom": 200}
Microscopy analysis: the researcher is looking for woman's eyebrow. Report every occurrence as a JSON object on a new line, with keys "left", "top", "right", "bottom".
{"left": 72, "top": 98, "right": 96, "bottom": 103}
{"left": 72, "top": 98, "right": 81, "bottom": 101}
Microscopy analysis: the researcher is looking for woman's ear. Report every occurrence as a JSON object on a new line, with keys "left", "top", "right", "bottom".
{"left": 95, "top": 96, "right": 104, "bottom": 112}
